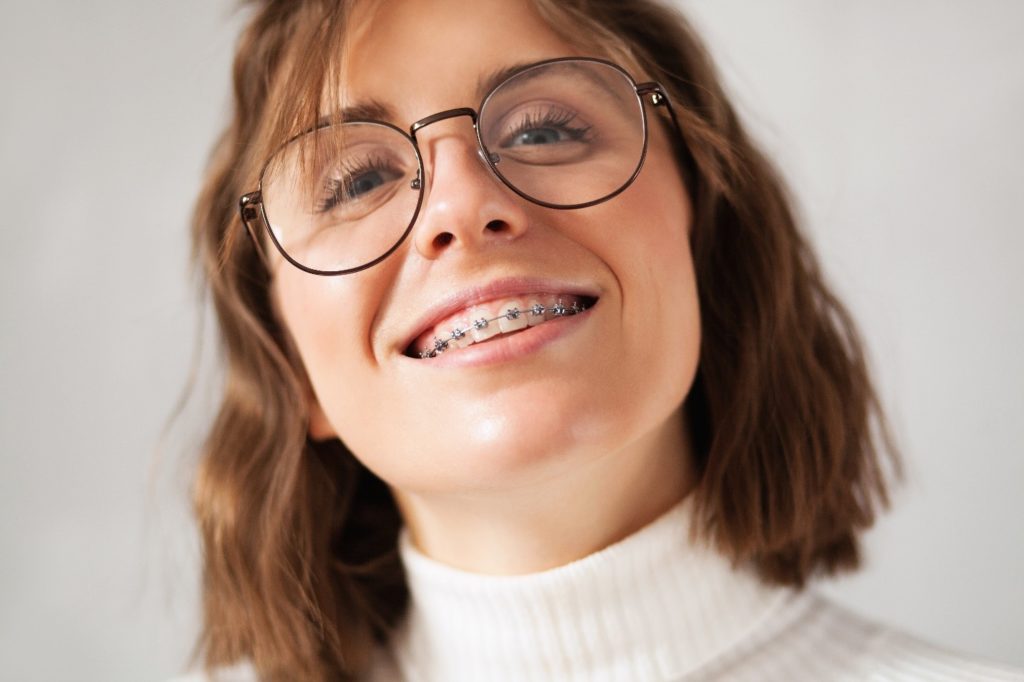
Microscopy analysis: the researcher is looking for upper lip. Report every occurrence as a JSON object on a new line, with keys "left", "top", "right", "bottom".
{"left": 397, "top": 276, "right": 600, "bottom": 354}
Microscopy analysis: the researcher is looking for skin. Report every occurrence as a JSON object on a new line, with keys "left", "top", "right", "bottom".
{"left": 271, "top": 0, "right": 703, "bottom": 574}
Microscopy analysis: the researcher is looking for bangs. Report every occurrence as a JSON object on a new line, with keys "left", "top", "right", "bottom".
{"left": 250, "top": 1, "right": 357, "bottom": 184}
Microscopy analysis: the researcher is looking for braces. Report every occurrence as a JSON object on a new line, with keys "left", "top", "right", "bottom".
{"left": 417, "top": 299, "right": 589, "bottom": 359}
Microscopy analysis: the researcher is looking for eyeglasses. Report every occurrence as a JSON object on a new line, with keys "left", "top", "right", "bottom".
{"left": 239, "top": 57, "right": 680, "bottom": 276}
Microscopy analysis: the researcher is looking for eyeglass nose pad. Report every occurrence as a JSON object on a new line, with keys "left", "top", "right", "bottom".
{"left": 478, "top": 148, "right": 501, "bottom": 167}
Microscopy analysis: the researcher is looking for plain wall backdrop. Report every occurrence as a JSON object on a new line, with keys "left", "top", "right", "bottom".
{"left": 0, "top": 1, "right": 1021, "bottom": 680}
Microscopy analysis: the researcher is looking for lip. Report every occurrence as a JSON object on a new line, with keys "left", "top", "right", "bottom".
{"left": 396, "top": 276, "right": 600, "bottom": 355}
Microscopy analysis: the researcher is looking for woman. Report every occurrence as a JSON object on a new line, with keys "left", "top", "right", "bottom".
{"left": 183, "top": 0, "right": 1023, "bottom": 680}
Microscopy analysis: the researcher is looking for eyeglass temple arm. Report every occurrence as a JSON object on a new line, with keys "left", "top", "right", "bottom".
{"left": 636, "top": 82, "right": 683, "bottom": 136}
{"left": 239, "top": 191, "right": 273, "bottom": 270}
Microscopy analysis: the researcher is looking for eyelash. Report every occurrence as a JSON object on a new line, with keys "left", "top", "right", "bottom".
{"left": 313, "top": 106, "right": 590, "bottom": 213}
{"left": 317, "top": 155, "right": 396, "bottom": 214}
{"left": 504, "top": 107, "right": 592, "bottom": 144}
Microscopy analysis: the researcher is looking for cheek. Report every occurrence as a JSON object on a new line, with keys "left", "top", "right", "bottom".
{"left": 604, "top": 156, "right": 701, "bottom": 412}
{"left": 272, "top": 269, "right": 443, "bottom": 488}
{"left": 277, "top": 276, "right": 352, "bottom": 359}
{"left": 272, "top": 272, "right": 383, "bottom": 427}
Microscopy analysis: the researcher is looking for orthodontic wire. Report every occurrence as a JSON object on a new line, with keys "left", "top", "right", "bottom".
{"left": 418, "top": 299, "right": 589, "bottom": 358}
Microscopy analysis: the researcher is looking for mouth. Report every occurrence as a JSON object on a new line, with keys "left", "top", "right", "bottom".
{"left": 403, "top": 292, "right": 599, "bottom": 359}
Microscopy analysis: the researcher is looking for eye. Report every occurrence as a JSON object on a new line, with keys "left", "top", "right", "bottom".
{"left": 345, "top": 169, "right": 388, "bottom": 198}
{"left": 317, "top": 156, "right": 404, "bottom": 214}
{"left": 500, "top": 106, "right": 592, "bottom": 149}
{"left": 509, "top": 126, "right": 570, "bottom": 146}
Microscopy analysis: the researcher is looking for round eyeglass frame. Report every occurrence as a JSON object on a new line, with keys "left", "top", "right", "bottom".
{"left": 238, "top": 56, "right": 681, "bottom": 276}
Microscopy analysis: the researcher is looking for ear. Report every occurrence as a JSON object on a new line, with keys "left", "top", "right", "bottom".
{"left": 306, "top": 388, "right": 338, "bottom": 442}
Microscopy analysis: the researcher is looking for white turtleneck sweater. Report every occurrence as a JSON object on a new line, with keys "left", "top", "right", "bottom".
{"left": 179, "top": 495, "right": 1023, "bottom": 681}
{"left": 362, "top": 494, "right": 1022, "bottom": 681}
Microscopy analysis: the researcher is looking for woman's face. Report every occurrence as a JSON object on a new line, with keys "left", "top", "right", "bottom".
{"left": 272, "top": 0, "right": 701, "bottom": 496}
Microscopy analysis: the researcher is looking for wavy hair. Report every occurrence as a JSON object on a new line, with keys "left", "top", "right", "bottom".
{"left": 190, "top": 0, "right": 902, "bottom": 679}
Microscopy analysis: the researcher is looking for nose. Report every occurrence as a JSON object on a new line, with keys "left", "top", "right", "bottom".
{"left": 410, "top": 119, "right": 529, "bottom": 262}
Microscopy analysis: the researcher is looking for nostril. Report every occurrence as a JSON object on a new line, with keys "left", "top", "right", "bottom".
{"left": 428, "top": 221, "right": 511, "bottom": 252}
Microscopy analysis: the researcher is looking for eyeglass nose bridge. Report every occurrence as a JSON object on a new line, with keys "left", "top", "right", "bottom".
{"left": 409, "top": 106, "right": 478, "bottom": 137}
{"left": 408, "top": 107, "right": 501, "bottom": 190}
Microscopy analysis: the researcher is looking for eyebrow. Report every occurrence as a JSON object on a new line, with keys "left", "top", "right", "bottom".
{"left": 316, "top": 99, "right": 395, "bottom": 128}
{"left": 478, "top": 59, "right": 624, "bottom": 103}
{"left": 476, "top": 61, "right": 539, "bottom": 98}
{"left": 316, "top": 60, "right": 609, "bottom": 129}
{"left": 315, "top": 66, "right": 527, "bottom": 129}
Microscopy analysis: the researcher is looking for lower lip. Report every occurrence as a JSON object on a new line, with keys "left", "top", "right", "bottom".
{"left": 410, "top": 305, "right": 596, "bottom": 369}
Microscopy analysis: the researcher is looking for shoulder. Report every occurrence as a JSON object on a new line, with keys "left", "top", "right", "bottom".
{"left": 704, "top": 590, "right": 1024, "bottom": 681}
{"left": 864, "top": 624, "right": 1024, "bottom": 681}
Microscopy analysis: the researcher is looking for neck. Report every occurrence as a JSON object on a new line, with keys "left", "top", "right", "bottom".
{"left": 391, "top": 408, "right": 696, "bottom": 574}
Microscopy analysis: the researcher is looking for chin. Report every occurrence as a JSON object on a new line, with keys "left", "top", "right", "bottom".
{"left": 382, "top": 383, "right": 635, "bottom": 492}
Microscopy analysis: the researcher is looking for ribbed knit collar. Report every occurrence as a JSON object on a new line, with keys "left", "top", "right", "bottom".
{"left": 390, "top": 494, "right": 803, "bottom": 681}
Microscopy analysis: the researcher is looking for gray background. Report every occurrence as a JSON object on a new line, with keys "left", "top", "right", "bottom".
{"left": 1, "top": 1, "right": 1021, "bottom": 680}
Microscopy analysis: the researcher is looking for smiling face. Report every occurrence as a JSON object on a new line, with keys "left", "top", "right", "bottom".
{"left": 270, "top": 0, "right": 701, "bottom": 501}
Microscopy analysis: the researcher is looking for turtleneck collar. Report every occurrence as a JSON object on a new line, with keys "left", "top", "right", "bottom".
{"left": 389, "top": 494, "right": 806, "bottom": 681}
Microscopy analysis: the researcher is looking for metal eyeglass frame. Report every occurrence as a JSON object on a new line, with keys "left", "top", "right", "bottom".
{"left": 238, "top": 56, "right": 682, "bottom": 277}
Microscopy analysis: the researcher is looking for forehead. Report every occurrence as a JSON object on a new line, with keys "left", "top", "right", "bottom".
{"left": 340, "top": 0, "right": 581, "bottom": 125}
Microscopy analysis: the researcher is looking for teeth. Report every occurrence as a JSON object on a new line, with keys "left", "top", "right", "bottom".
{"left": 413, "top": 293, "right": 591, "bottom": 358}
{"left": 497, "top": 301, "right": 528, "bottom": 334}
{"left": 448, "top": 329, "right": 471, "bottom": 349}
{"left": 526, "top": 302, "right": 546, "bottom": 327}
{"left": 471, "top": 317, "right": 500, "bottom": 343}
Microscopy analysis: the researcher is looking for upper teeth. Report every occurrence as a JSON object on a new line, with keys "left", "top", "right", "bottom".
{"left": 416, "top": 296, "right": 588, "bottom": 359}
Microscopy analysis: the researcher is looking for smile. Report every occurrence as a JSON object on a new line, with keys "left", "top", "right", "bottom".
{"left": 406, "top": 294, "right": 597, "bottom": 359}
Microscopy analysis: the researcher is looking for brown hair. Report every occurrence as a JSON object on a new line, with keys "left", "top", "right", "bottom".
{"left": 190, "top": 0, "right": 902, "bottom": 679}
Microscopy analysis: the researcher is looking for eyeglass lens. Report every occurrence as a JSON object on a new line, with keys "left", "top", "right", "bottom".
{"left": 259, "top": 60, "right": 645, "bottom": 274}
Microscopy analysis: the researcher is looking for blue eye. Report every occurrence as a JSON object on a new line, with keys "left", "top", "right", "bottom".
{"left": 510, "top": 127, "right": 572, "bottom": 146}
{"left": 502, "top": 107, "right": 592, "bottom": 149}
{"left": 318, "top": 157, "right": 403, "bottom": 214}
{"left": 346, "top": 170, "right": 387, "bottom": 198}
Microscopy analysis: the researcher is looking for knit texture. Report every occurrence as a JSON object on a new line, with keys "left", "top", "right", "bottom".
{"left": 365, "top": 494, "right": 1023, "bottom": 681}
{"left": 176, "top": 495, "right": 1024, "bottom": 681}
